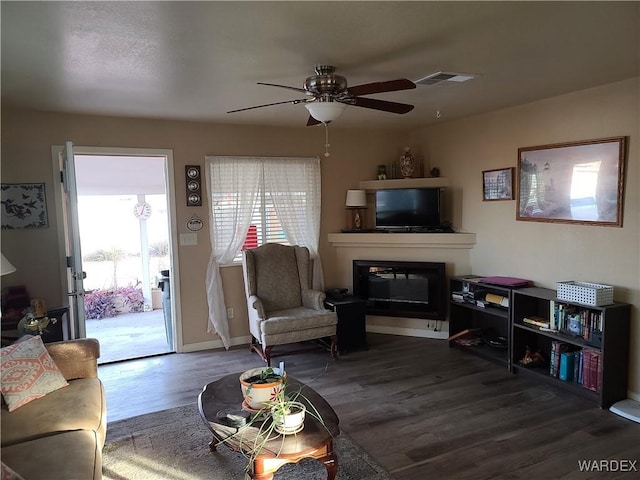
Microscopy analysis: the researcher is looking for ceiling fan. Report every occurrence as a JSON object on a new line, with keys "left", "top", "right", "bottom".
{"left": 228, "top": 65, "right": 416, "bottom": 126}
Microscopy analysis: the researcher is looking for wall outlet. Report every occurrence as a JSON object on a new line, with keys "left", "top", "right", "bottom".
{"left": 226, "top": 308, "right": 234, "bottom": 319}
{"left": 179, "top": 233, "right": 198, "bottom": 246}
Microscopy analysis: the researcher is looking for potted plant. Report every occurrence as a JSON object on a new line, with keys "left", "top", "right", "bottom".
{"left": 265, "top": 390, "right": 307, "bottom": 435}
{"left": 239, "top": 364, "right": 286, "bottom": 410}
{"left": 224, "top": 364, "right": 329, "bottom": 473}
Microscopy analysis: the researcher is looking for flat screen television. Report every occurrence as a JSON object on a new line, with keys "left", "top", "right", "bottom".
{"left": 375, "top": 188, "right": 441, "bottom": 230}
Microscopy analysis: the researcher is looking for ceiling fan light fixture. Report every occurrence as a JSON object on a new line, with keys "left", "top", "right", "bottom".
{"left": 305, "top": 102, "right": 347, "bottom": 123}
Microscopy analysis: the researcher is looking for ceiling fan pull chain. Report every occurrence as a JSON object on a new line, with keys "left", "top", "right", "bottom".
{"left": 324, "top": 123, "right": 331, "bottom": 157}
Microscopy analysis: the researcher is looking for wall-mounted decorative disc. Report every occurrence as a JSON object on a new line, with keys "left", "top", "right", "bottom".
{"left": 186, "top": 215, "right": 204, "bottom": 232}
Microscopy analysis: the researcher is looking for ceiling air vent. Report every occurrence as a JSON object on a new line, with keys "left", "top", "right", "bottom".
{"left": 415, "top": 71, "right": 475, "bottom": 86}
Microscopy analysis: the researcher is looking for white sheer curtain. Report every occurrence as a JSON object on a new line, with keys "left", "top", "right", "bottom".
{"left": 204, "top": 157, "right": 261, "bottom": 348}
{"left": 263, "top": 157, "right": 324, "bottom": 289}
{"left": 204, "top": 155, "right": 322, "bottom": 348}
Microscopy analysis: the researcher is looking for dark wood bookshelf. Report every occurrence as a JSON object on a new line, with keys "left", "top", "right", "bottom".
{"left": 448, "top": 276, "right": 513, "bottom": 367}
{"left": 511, "top": 286, "right": 630, "bottom": 408}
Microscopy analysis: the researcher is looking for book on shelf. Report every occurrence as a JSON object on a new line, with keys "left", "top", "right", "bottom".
{"left": 452, "top": 291, "right": 465, "bottom": 302}
{"left": 575, "top": 350, "right": 583, "bottom": 385}
{"left": 581, "top": 348, "right": 602, "bottom": 393}
{"left": 523, "top": 316, "right": 550, "bottom": 328}
{"left": 567, "top": 313, "right": 582, "bottom": 335}
{"left": 460, "top": 275, "right": 483, "bottom": 284}
{"left": 485, "top": 292, "right": 509, "bottom": 308}
{"left": 559, "top": 352, "right": 575, "bottom": 382}
{"left": 549, "top": 341, "right": 570, "bottom": 378}
{"left": 551, "top": 302, "right": 604, "bottom": 343}
{"left": 452, "top": 290, "right": 483, "bottom": 305}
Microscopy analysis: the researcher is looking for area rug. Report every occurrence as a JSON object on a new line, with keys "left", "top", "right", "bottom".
{"left": 103, "top": 404, "right": 390, "bottom": 480}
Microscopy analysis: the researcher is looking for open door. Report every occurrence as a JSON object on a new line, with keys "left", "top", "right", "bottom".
{"left": 52, "top": 144, "right": 182, "bottom": 356}
{"left": 59, "top": 141, "right": 87, "bottom": 338}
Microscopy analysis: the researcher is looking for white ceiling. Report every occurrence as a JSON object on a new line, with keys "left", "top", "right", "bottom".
{"left": 2, "top": 1, "right": 638, "bottom": 130}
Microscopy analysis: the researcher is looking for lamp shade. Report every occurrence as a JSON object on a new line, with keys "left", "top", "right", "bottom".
{"left": 305, "top": 102, "right": 347, "bottom": 123}
{"left": 345, "top": 190, "right": 367, "bottom": 208}
{"left": 1, "top": 253, "right": 16, "bottom": 276}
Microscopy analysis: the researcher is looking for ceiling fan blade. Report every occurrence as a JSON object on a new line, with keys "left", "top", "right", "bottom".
{"left": 257, "top": 82, "right": 307, "bottom": 94}
{"left": 347, "top": 79, "right": 416, "bottom": 97}
{"left": 227, "top": 99, "right": 306, "bottom": 114}
{"left": 350, "top": 97, "right": 414, "bottom": 114}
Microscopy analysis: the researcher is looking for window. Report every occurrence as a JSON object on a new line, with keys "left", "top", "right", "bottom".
{"left": 215, "top": 182, "right": 292, "bottom": 261}
{"left": 205, "top": 156, "right": 321, "bottom": 264}
{"left": 204, "top": 156, "right": 323, "bottom": 347}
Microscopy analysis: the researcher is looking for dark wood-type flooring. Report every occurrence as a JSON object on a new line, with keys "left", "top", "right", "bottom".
{"left": 99, "top": 334, "right": 640, "bottom": 479}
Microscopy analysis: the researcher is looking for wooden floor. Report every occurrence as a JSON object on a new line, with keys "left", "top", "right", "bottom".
{"left": 99, "top": 334, "right": 640, "bottom": 479}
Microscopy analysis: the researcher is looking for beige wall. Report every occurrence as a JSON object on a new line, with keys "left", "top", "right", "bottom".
{"left": 2, "top": 77, "right": 638, "bottom": 398}
{"left": 409, "top": 77, "right": 640, "bottom": 399}
{"left": 0, "top": 108, "right": 404, "bottom": 347}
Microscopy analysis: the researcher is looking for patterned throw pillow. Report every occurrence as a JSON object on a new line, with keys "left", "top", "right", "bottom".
{"left": 0, "top": 335, "right": 68, "bottom": 412}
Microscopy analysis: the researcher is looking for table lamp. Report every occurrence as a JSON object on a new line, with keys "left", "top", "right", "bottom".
{"left": 345, "top": 190, "right": 367, "bottom": 230}
{"left": 1, "top": 253, "right": 16, "bottom": 276}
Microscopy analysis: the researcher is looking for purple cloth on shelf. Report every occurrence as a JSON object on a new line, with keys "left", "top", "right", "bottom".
{"left": 479, "top": 276, "right": 531, "bottom": 287}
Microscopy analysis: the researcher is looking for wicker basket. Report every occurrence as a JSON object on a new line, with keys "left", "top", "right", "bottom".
{"left": 556, "top": 281, "right": 614, "bottom": 306}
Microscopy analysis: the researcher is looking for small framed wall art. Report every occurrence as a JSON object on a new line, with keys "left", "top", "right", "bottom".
{"left": 1, "top": 183, "right": 49, "bottom": 229}
{"left": 482, "top": 168, "right": 514, "bottom": 201}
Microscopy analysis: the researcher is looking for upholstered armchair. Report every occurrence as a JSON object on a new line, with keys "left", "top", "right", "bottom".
{"left": 242, "top": 243, "right": 338, "bottom": 366}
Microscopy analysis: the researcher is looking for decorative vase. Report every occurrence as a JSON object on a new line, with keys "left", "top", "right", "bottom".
{"left": 399, "top": 148, "right": 415, "bottom": 178}
{"left": 239, "top": 366, "right": 286, "bottom": 410}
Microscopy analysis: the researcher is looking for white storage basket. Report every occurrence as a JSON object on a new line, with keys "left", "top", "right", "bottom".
{"left": 556, "top": 281, "right": 614, "bottom": 306}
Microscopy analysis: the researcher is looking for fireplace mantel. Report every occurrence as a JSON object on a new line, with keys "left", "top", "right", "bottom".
{"left": 327, "top": 232, "right": 476, "bottom": 249}
{"left": 327, "top": 232, "right": 475, "bottom": 340}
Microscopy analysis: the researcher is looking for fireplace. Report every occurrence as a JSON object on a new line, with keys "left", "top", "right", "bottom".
{"left": 353, "top": 260, "right": 447, "bottom": 320}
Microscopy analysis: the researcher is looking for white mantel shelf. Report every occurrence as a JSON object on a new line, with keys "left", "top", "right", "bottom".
{"left": 327, "top": 232, "right": 476, "bottom": 249}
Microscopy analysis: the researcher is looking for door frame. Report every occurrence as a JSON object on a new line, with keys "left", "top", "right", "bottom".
{"left": 51, "top": 145, "right": 183, "bottom": 352}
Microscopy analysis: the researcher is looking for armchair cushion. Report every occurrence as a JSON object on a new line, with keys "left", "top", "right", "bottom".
{"left": 261, "top": 307, "right": 338, "bottom": 335}
{"left": 246, "top": 244, "right": 302, "bottom": 311}
{"left": 301, "top": 289, "right": 326, "bottom": 310}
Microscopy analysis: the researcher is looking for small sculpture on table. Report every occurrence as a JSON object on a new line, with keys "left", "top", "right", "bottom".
{"left": 18, "top": 299, "right": 54, "bottom": 336}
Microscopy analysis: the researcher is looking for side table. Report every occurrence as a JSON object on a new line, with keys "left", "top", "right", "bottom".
{"left": 324, "top": 296, "right": 368, "bottom": 354}
{"left": 8, "top": 306, "right": 69, "bottom": 345}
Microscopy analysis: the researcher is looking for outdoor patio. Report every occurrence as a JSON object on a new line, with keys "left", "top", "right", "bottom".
{"left": 85, "top": 308, "right": 173, "bottom": 364}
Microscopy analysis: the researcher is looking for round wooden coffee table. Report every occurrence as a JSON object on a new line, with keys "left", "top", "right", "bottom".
{"left": 198, "top": 373, "right": 340, "bottom": 480}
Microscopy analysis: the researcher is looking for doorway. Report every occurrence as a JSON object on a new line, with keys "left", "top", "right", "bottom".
{"left": 53, "top": 147, "right": 180, "bottom": 364}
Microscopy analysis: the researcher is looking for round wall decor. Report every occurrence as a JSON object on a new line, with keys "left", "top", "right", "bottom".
{"left": 186, "top": 215, "right": 204, "bottom": 232}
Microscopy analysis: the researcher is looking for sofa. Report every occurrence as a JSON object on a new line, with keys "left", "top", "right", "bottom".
{"left": 1, "top": 338, "right": 106, "bottom": 479}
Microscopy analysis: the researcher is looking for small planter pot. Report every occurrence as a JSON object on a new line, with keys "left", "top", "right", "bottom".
{"left": 239, "top": 367, "right": 286, "bottom": 410}
{"left": 271, "top": 401, "right": 306, "bottom": 435}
